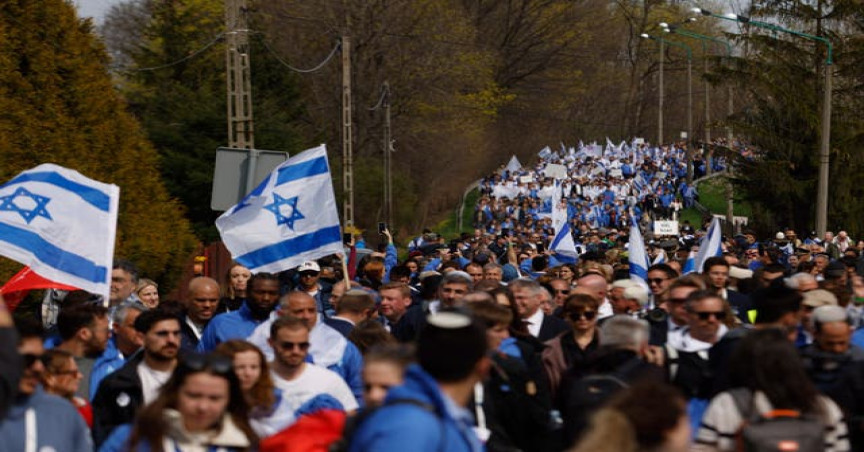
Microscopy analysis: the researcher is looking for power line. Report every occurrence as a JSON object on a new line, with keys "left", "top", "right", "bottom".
{"left": 117, "top": 32, "right": 226, "bottom": 72}
{"left": 255, "top": 34, "right": 341, "bottom": 73}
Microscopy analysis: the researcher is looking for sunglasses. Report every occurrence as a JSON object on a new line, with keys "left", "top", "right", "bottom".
{"left": 555, "top": 289, "right": 570, "bottom": 295}
{"left": 299, "top": 272, "right": 320, "bottom": 277}
{"left": 693, "top": 311, "right": 726, "bottom": 321}
{"left": 567, "top": 311, "right": 597, "bottom": 321}
{"left": 22, "top": 353, "right": 44, "bottom": 368}
{"left": 277, "top": 341, "right": 311, "bottom": 351}
{"left": 181, "top": 353, "right": 234, "bottom": 375}
{"left": 648, "top": 278, "right": 667, "bottom": 285}
{"left": 667, "top": 297, "right": 688, "bottom": 304}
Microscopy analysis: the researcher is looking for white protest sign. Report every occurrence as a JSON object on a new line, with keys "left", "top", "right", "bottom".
{"left": 545, "top": 164, "right": 568, "bottom": 180}
{"left": 654, "top": 220, "right": 679, "bottom": 236}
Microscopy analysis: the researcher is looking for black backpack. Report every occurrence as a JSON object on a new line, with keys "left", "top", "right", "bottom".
{"left": 729, "top": 388, "right": 825, "bottom": 452}
{"left": 562, "top": 357, "right": 642, "bottom": 444}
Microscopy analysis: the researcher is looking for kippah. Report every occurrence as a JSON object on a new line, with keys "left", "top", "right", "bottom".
{"left": 427, "top": 311, "right": 472, "bottom": 329}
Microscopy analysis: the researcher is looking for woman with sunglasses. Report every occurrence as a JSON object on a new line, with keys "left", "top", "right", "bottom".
{"left": 542, "top": 293, "right": 601, "bottom": 399}
{"left": 99, "top": 352, "right": 258, "bottom": 452}
{"left": 214, "top": 340, "right": 294, "bottom": 438}
{"left": 41, "top": 349, "right": 92, "bottom": 427}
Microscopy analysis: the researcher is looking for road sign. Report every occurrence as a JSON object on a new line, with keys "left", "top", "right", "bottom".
{"left": 211, "top": 147, "right": 289, "bottom": 211}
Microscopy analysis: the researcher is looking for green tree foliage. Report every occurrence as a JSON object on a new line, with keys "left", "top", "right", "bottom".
{"left": 0, "top": 0, "right": 197, "bottom": 287}
{"left": 722, "top": 0, "right": 864, "bottom": 236}
{"left": 107, "top": 0, "right": 309, "bottom": 241}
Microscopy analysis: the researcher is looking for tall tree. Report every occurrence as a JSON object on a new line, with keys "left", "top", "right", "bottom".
{"left": 0, "top": 0, "right": 197, "bottom": 287}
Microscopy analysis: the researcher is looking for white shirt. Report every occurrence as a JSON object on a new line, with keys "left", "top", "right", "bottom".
{"left": 598, "top": 299, "right": 614, "bottom": 319}
{"left": 667, "top": 324, "right": 729, "bottom": 353}
{"left": 137, "top": 361, "right": 172, "bottom": 404}
{"left": 524, "top": 308, "right": 544, "bottom": 338}
{"left": 270, "top": 364, "right": 358, "bottom": 420}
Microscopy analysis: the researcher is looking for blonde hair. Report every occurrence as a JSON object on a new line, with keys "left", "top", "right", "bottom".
{"left": 136, "top": 278, "right": 158, "bottom": 293}
{"left": 570, "top": 409, "right": 637, "bottom": 452}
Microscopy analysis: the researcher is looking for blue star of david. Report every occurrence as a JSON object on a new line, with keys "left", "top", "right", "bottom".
{"left": 264, "top": 193, "right": 304, "bottom": 230}
{"left": 0, "top": 187, "right": 52, "bottom": 224}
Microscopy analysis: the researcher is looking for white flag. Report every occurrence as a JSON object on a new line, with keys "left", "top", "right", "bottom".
{"left": 0, "top": 164, "right": 119, "bottom": 301}
{"left": 216, "top": 144, "right": 343, "bottom": 273}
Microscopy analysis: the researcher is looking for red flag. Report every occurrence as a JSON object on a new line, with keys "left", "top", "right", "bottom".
{"left": 1, "top": 266, "right": 80, "bottom": 311}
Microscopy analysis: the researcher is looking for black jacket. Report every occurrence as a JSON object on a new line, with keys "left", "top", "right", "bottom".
{"left": 537, "top": 314, "right": 570, "bottom": 342}
{"left": 0, "top": 327, "right": 21, "bottom": 418}
{"left": 91, "top": 351, "right": 144, "bottom": 448}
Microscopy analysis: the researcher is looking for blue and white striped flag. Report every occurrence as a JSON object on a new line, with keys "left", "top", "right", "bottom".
{"left": 692, "top": 217, "right": 724, "bottom": 274}
{"left": 0, "top": 164, "right": 119, "bottom": 301}
{"left": 216, "top": 144, "right": 343, "bottom": 273}
{"left": 550, "top": 221, "right": 579, "bottom": 264}
{"left": 628, "top": 223, "right": 650, "bottom": 290}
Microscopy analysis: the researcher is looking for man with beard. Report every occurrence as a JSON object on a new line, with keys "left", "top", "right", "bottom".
{"left": 198, "top": 272, "right": 281, "bottom": 351}
{"left": 267, "top": 316, "right": 358, "bottom": 422}
{"left": 54, "top": 302, "right": 121, "bottom": 401}
{"left": 91, "top": 307, "right": 181, "bottom": 447}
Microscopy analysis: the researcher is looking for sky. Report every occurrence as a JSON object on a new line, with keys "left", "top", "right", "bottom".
{"left": 72, "top": 0, "right": 124, "bottom": 23}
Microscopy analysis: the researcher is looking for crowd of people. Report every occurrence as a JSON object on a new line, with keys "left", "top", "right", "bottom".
{"left": 1, "top": 140, "right": 862, "bottom": 452}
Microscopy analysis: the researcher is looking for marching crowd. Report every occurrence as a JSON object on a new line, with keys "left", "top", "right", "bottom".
{"left": 1, "top": 142, "right": 863, "bottom": 452}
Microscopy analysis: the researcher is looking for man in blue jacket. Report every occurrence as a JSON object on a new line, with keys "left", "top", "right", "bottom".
{"left": 349, "top": 310, "right": 490, "bottom": 452}
{"left": 198, "top": 272, "right": 280, "bottom": 352}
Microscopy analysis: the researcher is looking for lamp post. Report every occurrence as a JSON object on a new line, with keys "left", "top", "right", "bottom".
{"left": 642, "top": 33, "right": 694, "bottom": 182}
{"left": 660, "top": 23, "right": 734, "bottom": 146}
{"left": 693, "top": 7, "right": 833, "bottom": 236}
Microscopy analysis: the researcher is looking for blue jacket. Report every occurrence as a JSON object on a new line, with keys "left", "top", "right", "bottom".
{"left": 197, "top": 302, "right": 270, "bottom": 352}
{"left": 0, "top": 387, "right": 91, "bottom": 452}
{"left": 349, "top": 365, "right": 483, "bottom": 452}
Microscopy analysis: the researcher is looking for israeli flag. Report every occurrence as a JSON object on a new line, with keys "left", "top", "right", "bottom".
{"left": 628, "top": 223, "right": 650, "bottom": 290}
{"left": 0, "top": 164, "right": 119, "bottom": 301}
{"left": 652, "top": 248, "right": 667, "bottom": 265}
{"left": 692, "top": 217, "right": 723, "bottom": 274}
{"left": 550, "top": 221, "right": 579, "bottom": 264}
{"left": 216, "top": 144, "right": 343, "bottom": 273}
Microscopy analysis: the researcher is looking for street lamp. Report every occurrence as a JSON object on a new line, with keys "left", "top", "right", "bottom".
{"left": 693, "top": 7, "right": 833, "bottom": 236}
{"left": 642, "top": 33, "right": 694, "bottom": 182}
{"left": 660, "top": 22, "right": 735, "bottom": 145}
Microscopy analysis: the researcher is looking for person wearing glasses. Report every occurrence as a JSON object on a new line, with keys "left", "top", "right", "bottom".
{"left": 267, "top": 316, "right": 358, "bottom": 422}
{"left": 664, "top": 290, "right": 728, "bottom": 401}
{"left": 92, "top": 306, "right": 182, "bottom": 448}
{"left": 99, "top": 352, "right": 258, "bottom": 452}
{"left": 41, "top": 348, "right": 93, "bottom": 427}
{"left": 294, "top": 261, "right": 334, "bottom": 317}
{"left": 542, "top": 293, "right": 601, "bottom": 399}
{"left": 0, "top": 318, "right": 90, "bottom": 452}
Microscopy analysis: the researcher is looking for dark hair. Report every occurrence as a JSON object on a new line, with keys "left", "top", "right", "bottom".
{"left": 647, "top": 263, "right": 678, "bottom": 279}
{"left": 269, "top": 316, "right": 309, "bottom": 339}
{"left": 683, "top": 289, "right": 723, "bottom": 312}
{"left": 365, "top": 343, "right": 415, "bottom": 370}
{"left": 213, "top": 340, "right": 275, "bottom": 413}
{"left": 113, "top": 259, "right": 139, "bottom": 284}
{"left": 129, "top": 353, "right": 257, "bottom": 452}
{"left": 417, "top": 310, "right": 487, "bottom": 383}
{"left": 762, "top": 263, "right": 787, "bottom": 275}
{"left": 247, "top": 272, "right": 279, "bottom": 292}
{"left": 728, "top": 328, "right": 822, "bottom": 416}
{"left": 751, "top": 285, "right": 802, "bottom": 324}
{"left": 702, "top": 256, "right": 729, "bottom": 273}
{"left": 57, "top": 303, "right": 108, "bottom": 341}
{"left": 564, "top": 293, "right": 601, "bottom": 312}
{"left": 134, "top": 306, "right": 181, "bottom": 334}
{"left": 14, "top": 316, "right": 44, "bottom": 342}
{"left": 612, "top": 382, "right": 686, "bottom": 449}
{"left": 389, "top": 265, "right": 412, "bottom": 281}
{"left": 348, "top": 319, "right": 396, "bottom": 355}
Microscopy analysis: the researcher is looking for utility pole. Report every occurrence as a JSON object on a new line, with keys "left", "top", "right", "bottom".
{"left": 225, "top": 0, "right": 254, "bottom": 150}
{"left": 658, "top": 39, "right": 664, "bottom": 145}
{"left": 382, "top": 81, "right": 393, "bottom": 227}
{"left": 341, "top": 35, "right": 354, "bottom": 226}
